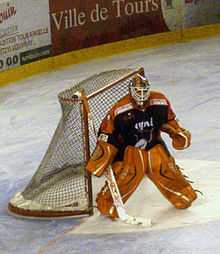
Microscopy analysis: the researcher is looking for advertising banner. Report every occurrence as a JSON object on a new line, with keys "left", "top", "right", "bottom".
{"left": 1, "top": 0, "right": 220, "bottom": 74}
{"left": 160, "top": 0, "right": 220, "bottom": 31}
{"left": 49, "top": 0, "right": 170, "bottom": 56}
{"left": 184, "top": 0, "right": 220, "bottom": 28}
{"left": 161, "top": 0, "right": 185, "bottom": 31}
{"left": 0, "top": 0, "right": 51, "bottom": 72}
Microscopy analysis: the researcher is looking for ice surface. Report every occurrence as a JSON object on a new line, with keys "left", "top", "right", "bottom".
{"left": 73, "top": 160, "right": 220, "bottom": 234}
{"left": 0, "top": 36, "right": 220, "bottom": 254}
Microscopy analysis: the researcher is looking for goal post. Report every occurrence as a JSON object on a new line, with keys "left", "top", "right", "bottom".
{"left": 8, "top": 67, "right": 144, "bottom": 218}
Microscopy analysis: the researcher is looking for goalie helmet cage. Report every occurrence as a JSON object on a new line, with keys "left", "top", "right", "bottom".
{"left": 8, "top": 67, "right": 144, "bottom": 218}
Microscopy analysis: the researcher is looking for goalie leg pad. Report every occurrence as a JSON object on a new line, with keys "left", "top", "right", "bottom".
{"left": 146, "top": 144, "right": 197, "bottom": 209}
{"left": 96, "top": 146, "right": 146, "bottom": 219}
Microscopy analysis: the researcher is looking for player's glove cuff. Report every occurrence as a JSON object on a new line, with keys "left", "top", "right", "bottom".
{"left": 86, "top": 140, "right": 118, "bottom": 177}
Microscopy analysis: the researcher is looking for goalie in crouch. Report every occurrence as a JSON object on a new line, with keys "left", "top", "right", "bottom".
{"left": 86, "top": 73, "right": 197, "bottom": 220}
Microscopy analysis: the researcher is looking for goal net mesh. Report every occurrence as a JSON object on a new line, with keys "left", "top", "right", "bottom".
{"left": 8, "top": 67, "right": 142, "bottom": 217}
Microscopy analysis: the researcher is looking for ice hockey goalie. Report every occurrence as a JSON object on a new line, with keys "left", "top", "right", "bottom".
{"left": 86, "top": 73, "right": 197, "bottom": 220}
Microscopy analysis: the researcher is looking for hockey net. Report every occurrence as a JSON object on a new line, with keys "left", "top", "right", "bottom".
{"left": 8, "top": 67, "right": 144, "bottom": 218}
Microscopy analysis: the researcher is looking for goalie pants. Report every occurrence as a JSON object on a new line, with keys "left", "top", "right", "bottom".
{"left": 96, "top": 144, "right": 197, "bottom": 219}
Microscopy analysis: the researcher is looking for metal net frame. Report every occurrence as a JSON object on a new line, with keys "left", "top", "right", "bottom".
{"left": 8, "top": 67, "right": 143, "bottom": 218}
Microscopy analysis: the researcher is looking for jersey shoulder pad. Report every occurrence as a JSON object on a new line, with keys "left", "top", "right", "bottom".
{"left": 100, "top": 95, "right": 132, "bottom": 133}
{"left": 149, "top": 91, "right": 169, "bottom": 106}
{"left": 113, "top": 95, "right": 134, "bottom": 117}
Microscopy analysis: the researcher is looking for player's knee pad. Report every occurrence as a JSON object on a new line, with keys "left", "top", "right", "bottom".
{"left": 96, "top": 146, "right": 146, "bottom": 218}
{"left": 146, "top": 144, "right": 197, "bottom": 209}
{"left": 115, "top": 146, "right": 145, "bottom": 184}
{"left": 114, "top": 146, "right": 146, "bottom": 203}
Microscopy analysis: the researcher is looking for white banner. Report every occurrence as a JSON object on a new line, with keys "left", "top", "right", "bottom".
{"left": 184, "top": 0, "right": 220, "bottom": 28}
{"left": 0, "top": 0, "right": 51, "bottom": 72}
{"left": 161, "top": 0, "right": 220, "bottom": 31}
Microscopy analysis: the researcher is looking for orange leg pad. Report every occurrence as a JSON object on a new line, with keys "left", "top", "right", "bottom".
{"left": 146, "top": 144, "right": 197, "bottom": 209}
{"left": 96, "top": 146, "right": 146, "bottom": 219}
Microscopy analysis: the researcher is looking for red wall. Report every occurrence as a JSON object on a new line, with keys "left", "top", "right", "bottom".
{"left": 49, "top": 0, "right": 169, "bottom": 56}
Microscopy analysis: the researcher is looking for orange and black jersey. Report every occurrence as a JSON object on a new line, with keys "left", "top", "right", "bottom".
{"left": 98, "top": 91, "right": 176, "bottom": 161}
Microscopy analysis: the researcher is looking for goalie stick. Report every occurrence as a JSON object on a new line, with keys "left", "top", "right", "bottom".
{"left": 80, "top": 90, "right": 151, "bottom": 227}
{"left": 105, "top": 166, "right": 151, "bottom": 226}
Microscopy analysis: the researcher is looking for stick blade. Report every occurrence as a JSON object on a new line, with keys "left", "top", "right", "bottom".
{"left": 121, "top": 214, "right": 152, "bottom": 227}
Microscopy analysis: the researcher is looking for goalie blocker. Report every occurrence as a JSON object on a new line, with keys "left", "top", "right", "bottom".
{"left": 86, "top": 73, "right": 197, "bottom": 220}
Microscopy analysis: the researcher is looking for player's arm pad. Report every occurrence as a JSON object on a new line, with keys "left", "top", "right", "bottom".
{"left": 161, "top": 120, "right": 191, "bottom": 150}
{"left": 86, "top": 140, "right": 118, "bottom": 177}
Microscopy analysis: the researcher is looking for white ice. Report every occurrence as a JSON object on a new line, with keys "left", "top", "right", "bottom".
{"left": 0, "top": 36, "right": 220, "bottom": 254}
{"left": 74, "top": 159, "right": 220, "bottom": 234}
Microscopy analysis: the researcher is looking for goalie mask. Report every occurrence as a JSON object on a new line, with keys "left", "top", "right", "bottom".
{"left": 129, "top": 74, "right": 150, "bottom": 108}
